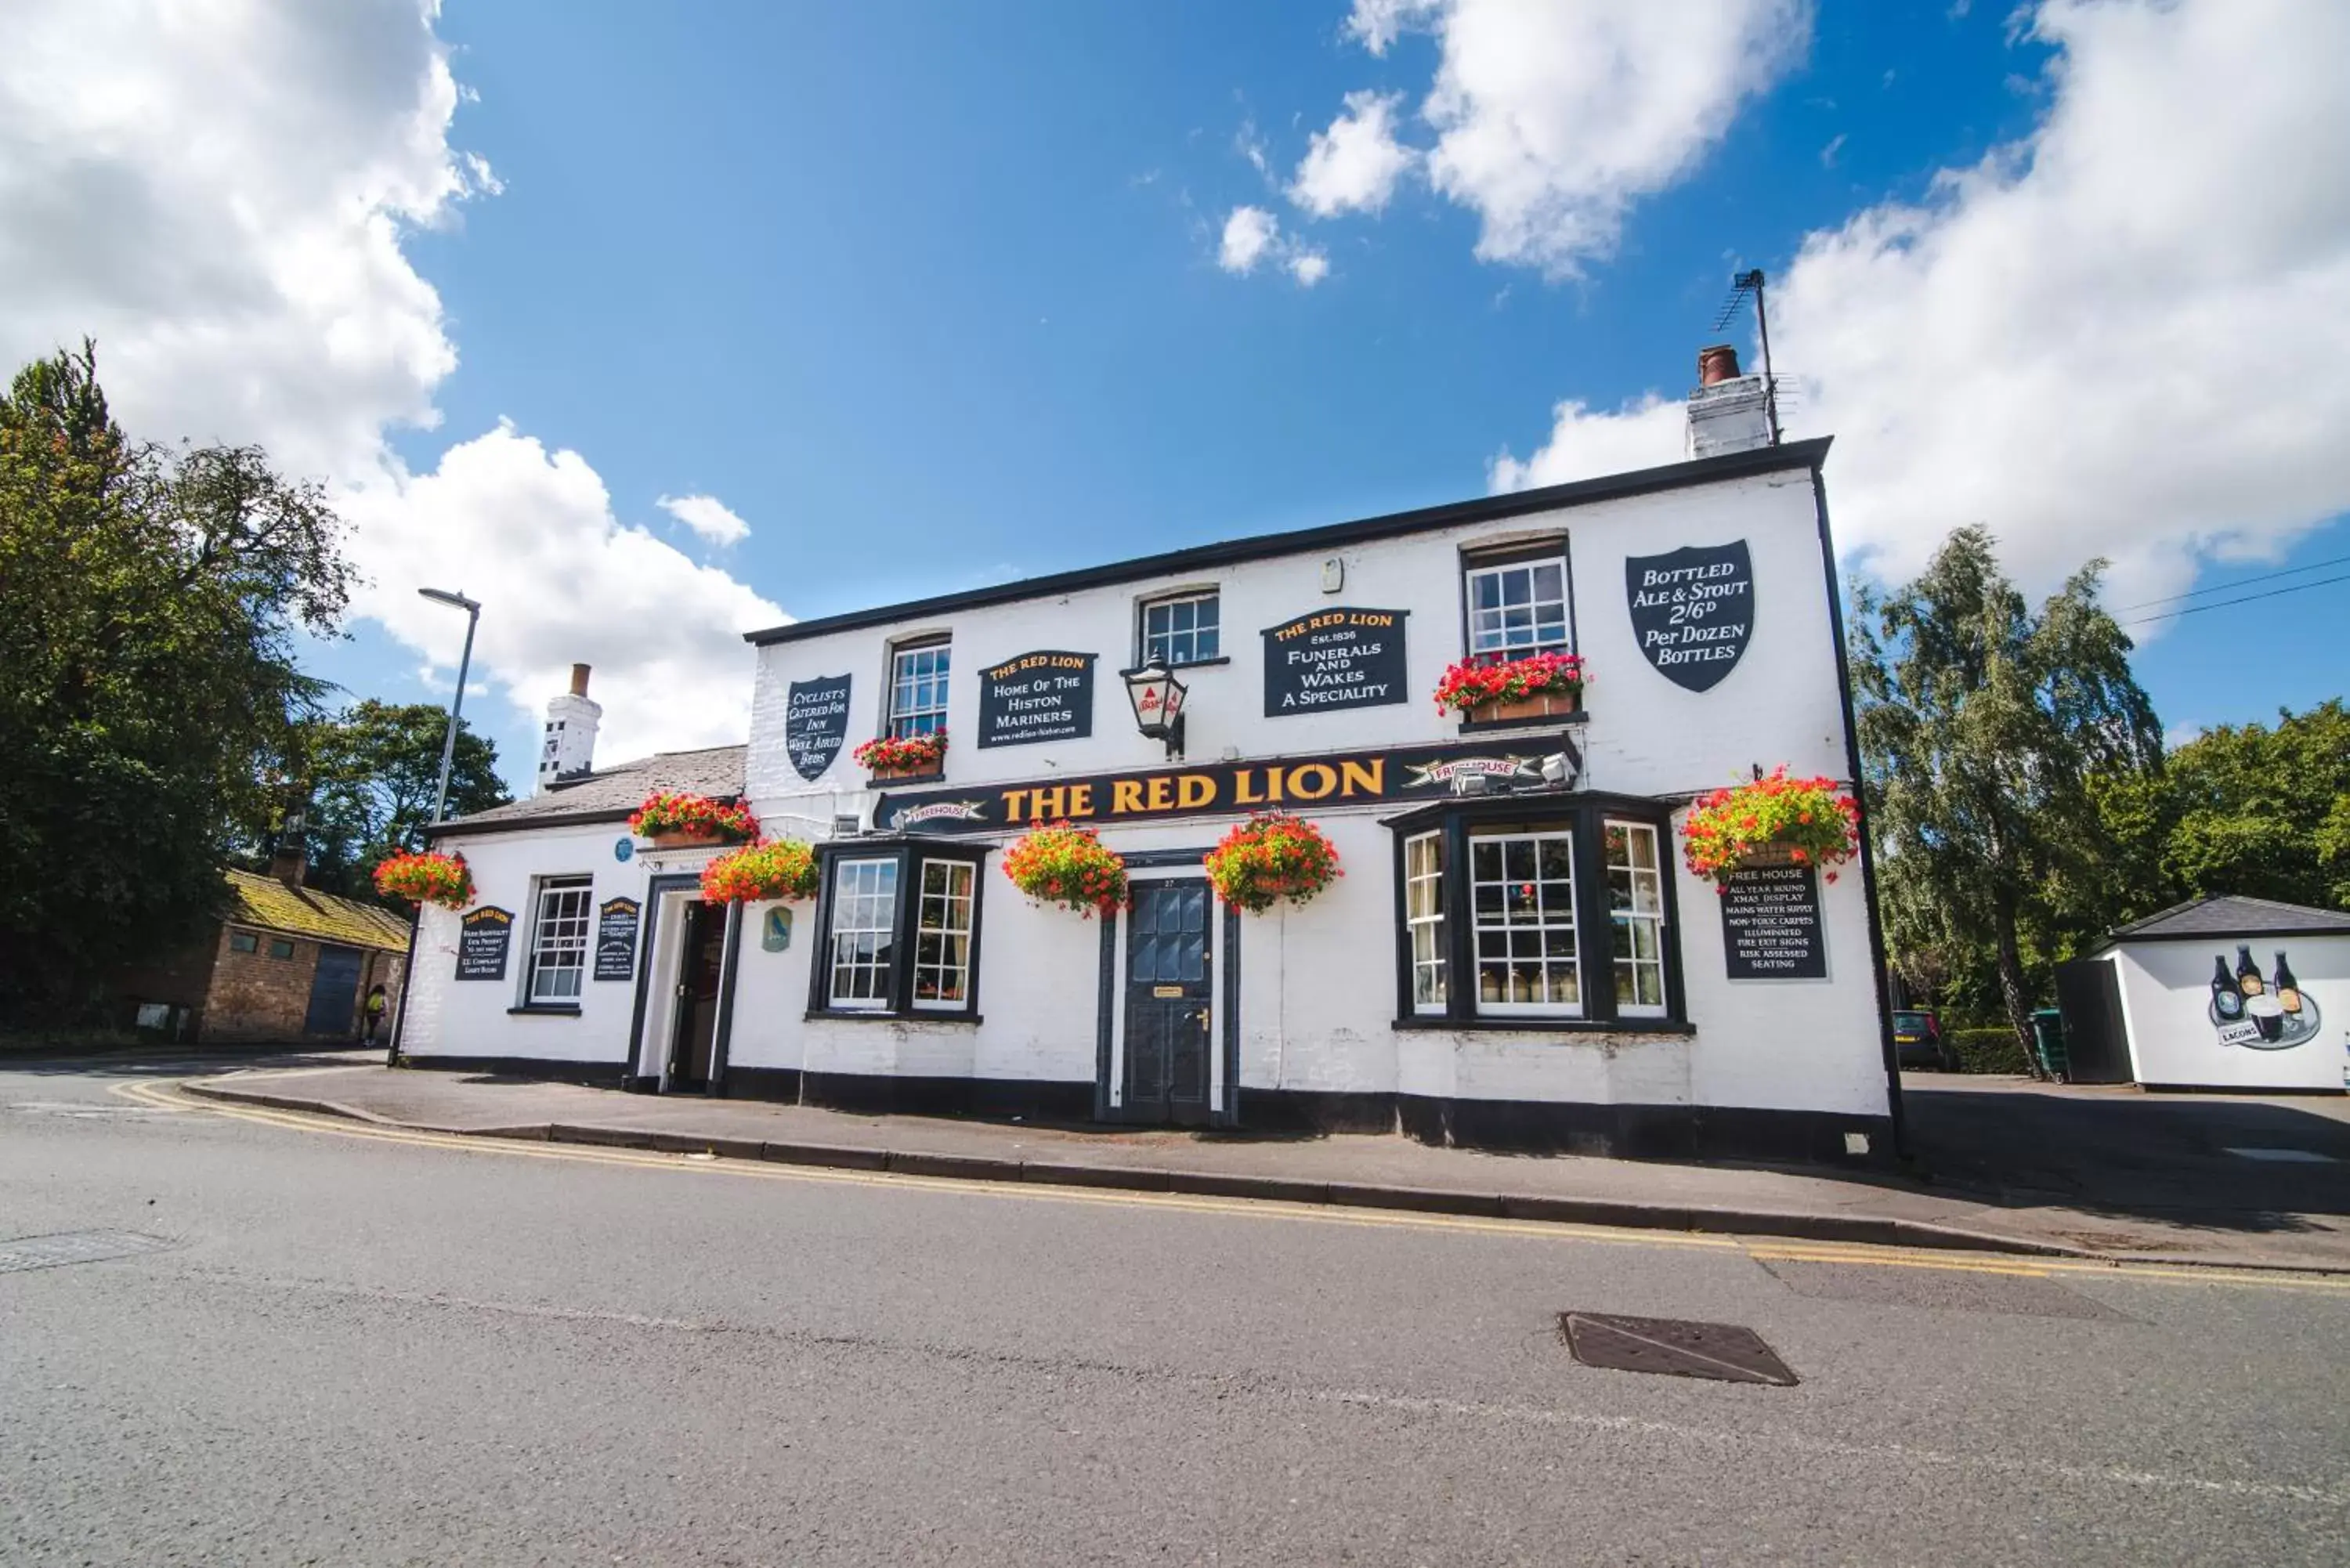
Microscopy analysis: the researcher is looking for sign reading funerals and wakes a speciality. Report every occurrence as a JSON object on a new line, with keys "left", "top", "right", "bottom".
{"left": 1626, "top": 541, "right": 1753, "bottom": 692}
{"left": 1261, "top": 608, "right": 1408, "bottom": 717}
{"left": 977, "top": 651, "right": 1095, "bottom": 748}
{"left": 875, "top": 737, "right": 1578, "bottom": 835}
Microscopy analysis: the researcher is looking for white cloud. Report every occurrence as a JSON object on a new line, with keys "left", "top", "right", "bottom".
{"left": 344, "top": 425, "right": 782, "bottom": 762}
{"left": 0, "top": 0, "right": 783, "bottom": 762}
{"left": 1495, "top": 0, "right": 2350, "bottom": 613}
{"left": 656, "top": 492, "right": 752, "bottom": 547}
{"left": 1289, "top": 250, "right": 1332, "bottom": 287}
{"left": 1218, "top": 205, "right": 1282, "bottom": 274}
{"left": 1340, "top": 0, "right": 1812, "bottom": 276}
{"left": 1488, "top": 396, "right": 1685, "bottom": 493}
{"left": 1289, "top": 90, "right": 1416, "bottom": 218}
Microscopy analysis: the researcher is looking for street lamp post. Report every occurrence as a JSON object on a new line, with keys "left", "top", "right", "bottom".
{"left": 418, "top": 587, "right": 481, "bottom": 824}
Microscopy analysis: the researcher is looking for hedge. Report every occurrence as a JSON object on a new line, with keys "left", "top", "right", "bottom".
{"left": 1947, "top": 1026, "right": 2034, "bottom": 1075}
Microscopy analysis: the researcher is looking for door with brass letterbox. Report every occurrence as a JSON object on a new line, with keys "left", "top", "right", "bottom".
{"left": 1123, "top": 878, "right": 1213, "bottom": 1125}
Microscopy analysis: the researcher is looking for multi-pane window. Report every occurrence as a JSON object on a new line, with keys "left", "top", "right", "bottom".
{"left": 912, "top": 860, "right": 975, "bottom": 1009}
{"left": 1404, "top": 832, "right": 1448, "bottom": 1013}
{"left": 826, "top": 858, "right": 900, "bottom": 1009}
{"left": 1607, "top": 821, "right": 1667, "bottom": 1016}
{"left": 1465, "top": 555, "right": 1570, "bottom": 659}
{"left": 888, "top": 641, "right": 950, "bottom": 739}
{"left": 230, "top": 931, "right": 259, "bottom": 955}
{"left": 526, "top": 876, "right": 593, "bottom": 1003}
{"left": 1141, "top": 591, "right": 1220, "bottom": 667}
{"left": 1468, "top": 829, "right": 1580, "bottom": 1013}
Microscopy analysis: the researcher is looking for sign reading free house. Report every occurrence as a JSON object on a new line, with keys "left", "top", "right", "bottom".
{"left": 876, "top": 737, "right": 1574, "bottom": 835}
{"left": 1261, "top": 608, "right": 1408, "bottom": 717}
{"left": 976, "top": 650, "right": 1096, "bottom": 748}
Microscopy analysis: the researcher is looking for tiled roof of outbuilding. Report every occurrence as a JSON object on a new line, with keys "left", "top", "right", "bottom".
{"left": 224, "top": 868, "right": 412, "bottom": 952}
{"left": 424, "top": 744, "right": 747, "bottom": 837}
{"left": 2104, "top": 894, "right": 2350, "bottom": 943}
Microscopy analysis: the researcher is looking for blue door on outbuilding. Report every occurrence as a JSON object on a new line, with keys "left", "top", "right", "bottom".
{"left": 305, "top": 944, "right": 364, "bottom": 1036}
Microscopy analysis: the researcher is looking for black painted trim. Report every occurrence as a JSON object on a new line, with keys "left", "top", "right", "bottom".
{"left": 806, "top": 840, "right": 991, "bottom": 1020}
{"left": 1813, "top": 467, "right": 1909, "bottom": 1161}
{"left": 1455, "top": 711, "right": 1589, "bottom": 735}
{"left": 1094, "top": 908, "right": 1118, "bottom": 1121}
{"left": 2091, "top": 924, "right": 2350, "bottom": 948}
{"left": 1389, "top": 1016, "right": 1696, "bottom": 1036}
{"left": 1220, "top": 901, "right": 1240, "bottom": 1125}
{"left": 707, "top": 901, "right": 743, "bottom": 1093}
{"left": 506, "top": 1004, "right": 582, "bottom": 1017}
{"left": 423, "top": 807, "right": 638, "bottom": 843}
{"left": 747, "top": 439, "right": 1833, "bottom": 646}
{"left": 720, "top": 1065, "right": 804, "bottom": 1102}
{"left": 800, "top": 1071, "right": 1096, "bottom": 1123}
{"left": 396, "top": 1054, "right": 628, "bottom": 1085}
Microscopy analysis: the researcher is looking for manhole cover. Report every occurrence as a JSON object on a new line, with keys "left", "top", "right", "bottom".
{"left": 1560, "top": 1313, "right": 1797, "bottom": 1386}
{"left": 0, "top": 1230, "right": 178, "bottom": 1274}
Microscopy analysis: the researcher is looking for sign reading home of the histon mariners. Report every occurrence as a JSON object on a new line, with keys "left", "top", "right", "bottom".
{"left": 593, "top": 896, "right": 641, "bottom": 981}
{"left": 1625, "top": 540, "right": 1752, "bottom": 692}
{"left": 977, "top": 650, "right": 1095, "bottom": 748}
{"left": 1261, "top": 607, "right": 1408, "bottom": 717}
{"left": 1719, "top": 865, "right": 1826, "bottom": 980}
{"left": 875, "top": 736, "right": 1575, "bottom": 836}
{"left": 455, "top": 905, "right": 514, "bottom": 981}
{"left": 784, "top": 675, "right": 853, "bottom": 780}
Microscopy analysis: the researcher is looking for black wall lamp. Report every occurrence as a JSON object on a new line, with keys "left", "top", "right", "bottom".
{"left": 1122, "top": 656, "right": 1188, "bottom": 758}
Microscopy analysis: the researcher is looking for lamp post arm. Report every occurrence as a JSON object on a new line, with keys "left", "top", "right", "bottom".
{"left": 430, "top": 606, "right": 478, "bottom": 826}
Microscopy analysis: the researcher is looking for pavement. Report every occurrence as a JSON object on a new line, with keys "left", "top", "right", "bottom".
{"left": 159, "top": 1050, "right": 2350, "bottom": 1273}
{"left": 5, "top": 1049, "right": 2348, "bottom": 1566}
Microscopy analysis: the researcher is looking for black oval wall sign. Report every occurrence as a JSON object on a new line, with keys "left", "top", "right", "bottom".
{"left": 784, "top": 675, "right": 852, "bottom": 780}
{"left": 1625, "top": 540, "right": 1752, "bottom": 692}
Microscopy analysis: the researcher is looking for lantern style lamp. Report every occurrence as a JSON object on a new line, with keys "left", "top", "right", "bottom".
{"left": 1122, "top": 656, "right": 1188, "bottom": 758}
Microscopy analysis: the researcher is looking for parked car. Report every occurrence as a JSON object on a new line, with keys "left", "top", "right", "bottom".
{"left": 1893, "top": 1008, "right": 1958, "bottom": 1071}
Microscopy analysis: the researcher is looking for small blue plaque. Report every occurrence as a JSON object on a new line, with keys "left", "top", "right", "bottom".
{"left": 614, "top": 837, "right": 634, "bottom": 863}
{"left": 761, "top": 906, "right": 792, "bottom": 952}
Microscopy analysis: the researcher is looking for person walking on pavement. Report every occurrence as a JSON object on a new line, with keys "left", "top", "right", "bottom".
{"left": 362, "top": 983, "right": 389, "bottom": 1045}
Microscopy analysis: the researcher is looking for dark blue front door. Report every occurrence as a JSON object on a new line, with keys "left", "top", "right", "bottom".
{"left": 1123, "top": 880, "right": 1212, "bottom": 1125}
{"left": 305, "top": 945, "right": 364, "bottom": 1036}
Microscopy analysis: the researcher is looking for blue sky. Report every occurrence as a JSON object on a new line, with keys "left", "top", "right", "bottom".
{"left": 6, "top": 1, "right": 2343, "bottom": 786}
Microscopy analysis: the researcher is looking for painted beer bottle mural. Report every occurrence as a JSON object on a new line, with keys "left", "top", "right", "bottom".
{"left": 2205, "top": 947, "right": 2319, "bottom": 1050}
{"left": 2211, "top": 955, "right": 2243, "bottom": 1022}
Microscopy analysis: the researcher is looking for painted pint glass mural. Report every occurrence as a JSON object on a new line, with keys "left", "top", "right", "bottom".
{"left": 2206, "top": 945, "right": 2320, "bottom": 1050}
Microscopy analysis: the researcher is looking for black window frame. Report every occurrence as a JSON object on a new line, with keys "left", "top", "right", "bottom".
{"left": 1457, "top": 537, "right": 1578, "bottom": 667}
{"left": 805, "top": 837, "right": 991, "bottom": 1021}
{"left": 1386, "top": 793, "right": 1690, "bottom": 1034}
{"left": 1134, "top": 587, "right": 1227, "bottom": 670}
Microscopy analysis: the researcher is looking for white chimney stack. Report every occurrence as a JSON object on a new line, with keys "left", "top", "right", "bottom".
{"left": 537, "top": 663, "right": 602, "bottom": 793}
{"left": 1687, "top": 343, "right": 1774, "bottom": 458}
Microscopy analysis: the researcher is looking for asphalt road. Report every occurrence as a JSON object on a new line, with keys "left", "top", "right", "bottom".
{"left": 5, "top": 1053, "right": 2348, "bottom": 1566}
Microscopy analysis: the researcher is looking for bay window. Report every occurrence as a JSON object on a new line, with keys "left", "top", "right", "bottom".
{"left": 808, "top": 840, "right": 987, "bottom": 1019}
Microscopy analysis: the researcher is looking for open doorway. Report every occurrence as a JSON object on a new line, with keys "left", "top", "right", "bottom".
{"left": 631, "top": 876, "right": 737, "bottom": 1094}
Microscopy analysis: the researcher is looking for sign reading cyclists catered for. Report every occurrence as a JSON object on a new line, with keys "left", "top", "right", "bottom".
{"left": 1261, "top": 608, "right": 1408, "bottom": 717}
{"left": 1719, "top": 865, "right": 1826, "bottom": 981}
{"left": 976, "top": 650, "right": 1096, "bottom": 749}
{"left": 1626, "top": 540, "right": 1753, "bottom": 692}
{"left": 783, "top": 675, "right": 852, "bottom": 781}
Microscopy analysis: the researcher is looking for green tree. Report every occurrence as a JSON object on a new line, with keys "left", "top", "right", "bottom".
{"left": 2154, "top": 702, "right": 2350, "bottom": 908}
{"left": 287, "top": 700, "right": 510, "bottom": 899}
{"left": 1851, "top": 526, "right": 2164, "bottom": 1071}
{"left": 0, "top": 345, "right": 355, "bottom": 1024}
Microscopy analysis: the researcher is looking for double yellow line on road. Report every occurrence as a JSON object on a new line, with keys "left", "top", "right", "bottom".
{"left": 114, "top": 1077, "right": 2350, "bottom": 1295}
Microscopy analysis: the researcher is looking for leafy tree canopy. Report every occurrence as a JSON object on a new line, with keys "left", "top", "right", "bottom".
{"left": 0, "top": 344, "right": 355, "bottom": 1024}
{"left": 281, "top": 700, "right": 510, "bottom": 901}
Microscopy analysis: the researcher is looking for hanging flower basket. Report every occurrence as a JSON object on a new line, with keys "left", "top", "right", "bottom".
{"left": 1434, "top": 652, "right": 1586, "bottom": 724}
{"left": 700, "top": 839, "right": 818, "bottom": 905}
{"left": 1002, "top": 821, "right": 1127, "bottom": 916}
{"left": 853, "top": 729, "right": 948, "bottom": 781}
{"left": 1679, "top": 768, "right": 1861, "bottom": 889}
{"left": 374, "top": 851, "right": 473, "bottom": 911}
{"left": 1205, "top": 811, "right": 1343, "bottom": 914}
{"left": 630, "top": 790, "right": 760, "bottom": 848}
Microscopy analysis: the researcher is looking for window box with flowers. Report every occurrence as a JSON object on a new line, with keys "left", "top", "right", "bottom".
{"left": 1679, "top": 768, "right": 1861, "bottom": 889}
{"left": 1002, "top": 822, "right": 1128, "bottom": 916}
{"left": 1434, "top": 652, "right": 1586, "bottom": 728}
{"left": 1204, "top": 812, "right": 1343, "bottom": 913}
{"left": 374, "top": 851, "right": 473, "bottom": 911}
{"left": 630, "top": 791, "right": 760, "bottom": 850}
{"left": 854, "top": 729, "right": 948, "bottom": 783}
{"left": 700, "top": 839, "right": 819, "bottom": 905}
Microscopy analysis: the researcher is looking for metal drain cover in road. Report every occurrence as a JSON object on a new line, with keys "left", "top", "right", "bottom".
{"left": 0, "top": 1230, "right": 178, "bottom": 1274}
{"left": 1560, "top": 1313, "right": 1798, "bottom": 1386}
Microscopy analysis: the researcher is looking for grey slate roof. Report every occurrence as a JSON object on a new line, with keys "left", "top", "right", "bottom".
{"left": 425, "top": 743, "right": 746, "bottom": 838}
{"left": 2105, "top": 894, "right": 2350, "bottom": 944}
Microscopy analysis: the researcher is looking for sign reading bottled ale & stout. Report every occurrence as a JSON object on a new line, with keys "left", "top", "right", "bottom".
{"left": 1626, "top": 540, "right": 1753, "bottom": 692}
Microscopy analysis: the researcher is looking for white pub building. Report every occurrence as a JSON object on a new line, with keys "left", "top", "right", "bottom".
{"left": 396, "top": 356, "right": 1901, "bottom": 1165}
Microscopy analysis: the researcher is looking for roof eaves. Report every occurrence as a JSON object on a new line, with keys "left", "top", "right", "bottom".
{"left": 743, "top": 437, "right": 1832, "bottom": 648}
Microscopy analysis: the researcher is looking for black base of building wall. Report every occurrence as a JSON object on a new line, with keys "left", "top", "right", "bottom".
{"left": 1399, "top": 1093, "right": 1894, "bottom": 1167}
{"left": 399, "top": 1054, "right": 628, "bottom": 1088}
{"left": 1236, "top": 1088, "right": 1397, "bottom": 1135}
{"left": 794, "top": 1070, "right": 1097, "bottom": 1125}
{"left": 718, "top": 1066, "right": 802, "bottom": 1102}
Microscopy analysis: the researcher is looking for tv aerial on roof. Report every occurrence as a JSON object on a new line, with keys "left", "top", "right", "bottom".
{"left": 1708, "top": 268, "right": 1783, "bottom": 447}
